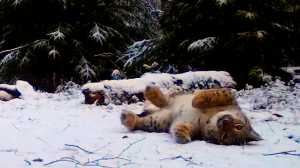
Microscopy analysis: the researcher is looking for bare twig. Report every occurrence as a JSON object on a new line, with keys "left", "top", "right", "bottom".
{"left": 155, "top": 145, "right": 160, "bottom": 154}
{"left": 160, "top": 155, "right": 203, "bottom": 166}
{"left": 92, "top": 141, "right": 115, "bottom": 153}
{"left": 12, "top": 124, "right": 21, "bottom": 131}
{"left": 24, "top": 160, "right": 31, "bottom": 166}
{"left": 44, "top": 157, "right": 82, "bottom": 166}
{"left": 62, "top": 124, "right": 70, "bottom": 132}
{"left": 64, "top": 141, "right": 115, "bottom": 155}
{"left": 44, "top": 137, "right": 146, "bottom": 167}
{"left": 64, "top": 144, "right": 94, "bottom": 154}
{"left": 263, "top": 150, "right": 300, "bottom": 156}
{"left": 37, "top": 137, "right": 48, "bottom": 144}
{"left": 266, "top": 121, "right": 275, "bottom": 133}
{"left": 116, "top": 137, "right": 146, "bottom": 158}
{"left": 14, "top": 149, "right": 21, "bottom": 156}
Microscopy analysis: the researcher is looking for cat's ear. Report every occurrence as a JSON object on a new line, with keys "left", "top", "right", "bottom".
{"left": 246, "top": 129, "right": 263, "bottom": 142}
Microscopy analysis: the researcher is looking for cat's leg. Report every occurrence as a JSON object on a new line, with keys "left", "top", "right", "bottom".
{"left": 192, "top": 88, "right": 236, "bottom": 108}
{"left": 170, "top": 121, "right": 195, "bottom": 144}
{"left": 121, "top": 110, "right": 139, "bottom": 131}
{"left": 144, "top": 85, "right": 169, "bottom": 107}
{"left": 120, "top": 109, "right": 173, "bottom": 133}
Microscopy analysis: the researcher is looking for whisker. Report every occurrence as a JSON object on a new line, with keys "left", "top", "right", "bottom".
{"left": 240, "top": 143, "right": 245, "bottom": 149}
{"left": 220, "top": 142, "right": 227, "bottom": 149}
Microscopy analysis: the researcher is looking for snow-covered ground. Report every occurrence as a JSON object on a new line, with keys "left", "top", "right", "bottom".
{"left": 1, "top": 78, "right": 300, "bottom": 168}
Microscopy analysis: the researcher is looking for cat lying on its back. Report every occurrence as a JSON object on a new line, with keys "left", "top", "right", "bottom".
{"left": 120, "top": 85, "right": 262, "bottom": 145}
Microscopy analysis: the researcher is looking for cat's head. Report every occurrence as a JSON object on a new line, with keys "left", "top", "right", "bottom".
{"left": 204, "top": 110, "right": 262, "bottom": 145}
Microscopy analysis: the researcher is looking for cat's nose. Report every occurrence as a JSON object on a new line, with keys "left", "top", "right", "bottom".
{"left": 145, "top": 85, "right": 151, "bottom": 91}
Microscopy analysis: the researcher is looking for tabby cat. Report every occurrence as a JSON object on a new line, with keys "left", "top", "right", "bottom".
{"left": 120, "top": 85, "right": 262, "bottom": 145}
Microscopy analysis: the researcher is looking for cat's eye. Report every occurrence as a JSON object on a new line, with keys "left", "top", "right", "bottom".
{"left": 235, "top": 125, "right": 243, "bottom": 130}
{"left": 222, "top": 133, "right": 228, "bottom": 140}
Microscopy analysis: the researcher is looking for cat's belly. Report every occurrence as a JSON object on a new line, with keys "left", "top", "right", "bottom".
{"left": 169, "top": 94, "right": 206, "bottom": 139}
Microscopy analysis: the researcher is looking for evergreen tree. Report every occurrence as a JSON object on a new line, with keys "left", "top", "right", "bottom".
{"left": 147, "top": 0, "right": 300, "bottom": 89}
{"left": 0, "top": 0, "right": 159, "bottom": 91}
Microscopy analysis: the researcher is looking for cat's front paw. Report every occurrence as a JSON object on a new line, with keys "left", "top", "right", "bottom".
{"left": 144, "top": 85, "right": 168, "bottom": 107}
{"left": 121, "top": 110, "right": 138, "bottom": 131}
{"left": 171, "top": 123, "right": 195, "bottom": 144}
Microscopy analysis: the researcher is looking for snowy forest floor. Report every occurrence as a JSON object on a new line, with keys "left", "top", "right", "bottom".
{"left": 0, "top": 79, "right": 300, "bottom": 168}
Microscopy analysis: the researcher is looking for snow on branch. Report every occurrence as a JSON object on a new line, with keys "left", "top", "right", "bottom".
{"left": 58, "top": 0, "right": 67, "bottom": 5}
{"left": 48, "top": 46, "right": 60, "bottom": 59}
{"left": 89, "top": 22, "right": 123, "bottom": 46}
{"left": 120, "top": 39, "right": 155, "bottom": 69}
{"left": 47, "top": 24, "right": 70, "bottom": 42}
{"left": 12, "top": 0, "right": 23, "bottom": 7}
{"left": 271, "top": 22, "right": 291, "bottom": 32}
{"left": 236, "top": 10, "right": 259, "bottom": 21}
{"left": 138, "top": 0, "right": 164, "bottom": 18}
{"left": 237, "top": 30, "right": 268, "bottom": 42}
{"left": 75, "top": 56, "right": 98, "bottom": 81}
{"left": 216, "top": 0, "right": 231, "bottom": 7}
{"left": 187, "top": 37, "right": 217, "bottom": 52}
{"left": 82, "top": 70, "right": 236, "bottom": 95}
{"left": 0, "top": 50, "right": 21, "bottom": 72}
{"left": 256, "top": 30, "right": 269, "bottom": 41}
{"left": 33, "top": 39, "right": 49, "bottom": 49}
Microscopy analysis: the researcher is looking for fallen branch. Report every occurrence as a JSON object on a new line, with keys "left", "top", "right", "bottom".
{"left": 116, "top": 137, "right": 146, "bottom": 158}
{"left": 64, "top": 141, "right": 115, "bottom": 155}
{"left": 44, "top": 137, "right": 146, "bottom": 167}
{"left": 160, "top": 155, "right": 203, "bottom": 166}
{"left": 64, "top": 144, "right": 94, "bottom": 154}
{"left": 44, "top": 157, "right": 81, "bottom": 166}
{"left": 86, "top": 137, "right": 146, "bottom": 165}
{"left": 263, "top": 150, "right": 300, "bottom": 156}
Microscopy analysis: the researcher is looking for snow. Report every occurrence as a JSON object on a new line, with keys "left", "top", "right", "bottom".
{"left": 1, "top": 74, "right": 300, "bottom": 168}
{"left": 121, "top": 39, "right": 155, "bottom": 69}
{"left": 15, "top": 81, "right": 40, "bottom": 100}
{"left": 187, "top": 37, "right": 217, "bottom": 52}
{"left": 82, "top": 71, "right": 236, "bottom": 95}
{"left": 280, "top": 67, "right": 300, "bottom": 76}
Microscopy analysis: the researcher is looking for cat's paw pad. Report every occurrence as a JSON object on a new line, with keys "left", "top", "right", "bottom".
{"left": 172, "top": 124, "right": 194, "bottom": 144}
{"left": 144, "top": 85, "right": 167, "bottom": 107}
{"left": 121, "top": 110, "right": 138, "bottom": 131}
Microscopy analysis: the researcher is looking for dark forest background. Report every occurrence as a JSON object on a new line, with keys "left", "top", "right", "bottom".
{"left": 0, "top": 0, "right": 300, "bottom": 92}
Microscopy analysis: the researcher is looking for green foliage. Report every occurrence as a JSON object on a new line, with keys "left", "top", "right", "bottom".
{"left": 0, "top": 0, "right": 158, "bottom": 91}
{"left": 146, "top": 0, "right": 300, "bottom": 89}
{"left": 246, "top": 66, "right": 264, "bottom": 87}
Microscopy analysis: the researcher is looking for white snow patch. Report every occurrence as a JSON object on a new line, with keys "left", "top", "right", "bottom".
{"left": 1, "top": 74, "right": 300, "bottom": 168}
{"left": 187, "top": 37, "right": 217, "bottom": 52}
{"left": 15, "top": 80, "right": 40, "bottom": 100}
{"left": 280, "top": 67, "right": 300, "bottom": 75}
{"left": 82, "top": 71, "right": 236, "bottom": 95}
